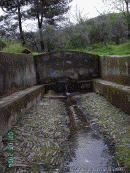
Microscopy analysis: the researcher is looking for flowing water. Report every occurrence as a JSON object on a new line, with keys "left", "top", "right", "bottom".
{"left": 57, "top": 95, "right": 119, "bottom": 173}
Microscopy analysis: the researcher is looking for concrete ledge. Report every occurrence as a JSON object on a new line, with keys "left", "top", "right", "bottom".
{"left": 0, "top": 85, "right": 45, "bottom": 149}
{"left": 93, "top": 79, "right": 130, "bottom": 114}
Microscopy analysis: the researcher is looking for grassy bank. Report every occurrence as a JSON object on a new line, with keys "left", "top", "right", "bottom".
{"left": 1, "top": 41, "right": 130, "bottom": 55}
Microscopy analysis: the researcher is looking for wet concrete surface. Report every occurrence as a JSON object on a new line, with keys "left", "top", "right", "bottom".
{"left": 0, "top": 91, "right": 125, "bottom": 172}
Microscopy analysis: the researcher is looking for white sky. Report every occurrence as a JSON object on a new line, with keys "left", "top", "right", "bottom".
{"left": 68, "top": 0, "right": 105, "bottom": 20}
{"left": 0, "top": 0, "right": 121, "bottom": 32}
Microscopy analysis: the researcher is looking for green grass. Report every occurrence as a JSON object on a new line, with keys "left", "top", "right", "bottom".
{"left": 1, "top": 40, "right": 130, "bottom": 55}
{"left": 32, "top": 51, "right": 47, "bottom": 55}
{"left": 64, "top": 41, "right": 130, "bottom": 55}
{"left": 1, "top": 42, "right": 25, "bottom": 53}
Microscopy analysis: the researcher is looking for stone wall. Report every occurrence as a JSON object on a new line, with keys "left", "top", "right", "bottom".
{"left": 100, "top": 55, "right": 130, "bottom": 86}
{"left": 0, "top": 52, "right": 36, "bottom": 97}
{"left": 34, "top": 51, "right": 100, "bottom": 84}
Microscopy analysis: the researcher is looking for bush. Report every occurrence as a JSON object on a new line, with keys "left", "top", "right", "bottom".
{"left": 69, "top": 33, "right": 89, "bottom": 48}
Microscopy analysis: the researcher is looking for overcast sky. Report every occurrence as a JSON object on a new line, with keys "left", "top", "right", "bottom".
{"left": 0, "top": 0, "right": 119, "bottom": 32}
{"left": 68, "top": 0, "right": 106, "bottom": 20}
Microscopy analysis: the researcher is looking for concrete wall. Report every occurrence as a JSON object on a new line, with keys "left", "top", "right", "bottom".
{"left": 100, "top": 55, "right": 130, "bottom": 86}
{"left": 34, "top": 51, "right": 100, "bottom": 84}
{"left": 93, "top": 79, "right": 130, "bottom": 114}
{"left": 0, "top": 52, "right": 36, "bottom": 97}
{"left": 0, "top": 85, "right": 45, "bottom": 149}
{"left": 93, "top": 55, "right": 130, "bottom": 115}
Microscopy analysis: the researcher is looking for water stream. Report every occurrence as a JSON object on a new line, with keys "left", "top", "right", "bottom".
{"left": 57, "top": 95, "right": 119, "bottom": 173}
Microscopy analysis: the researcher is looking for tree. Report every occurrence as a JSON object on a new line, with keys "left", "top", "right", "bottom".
{"left": 67, "top": 5, "right": 88, "bottom": 24}
{"left": 0, "top": 0, "right": 30, "bottom": 45}
{"left": 102, "top": 0, "right": 130, "bottom": 40}
{"left": 26, "top": 0, "right": 72, "bottom": 52}
{"left": 0, "top": 14, "right": 19, "bottom": 40}
{"left": 24, "top": 31, "right": 39, "bottom": 52}
{"left": 87, "top": 13, "right": 127, "bottom": 44}
{"left": 125, "top": 0, "right": 130, "bottom": 39}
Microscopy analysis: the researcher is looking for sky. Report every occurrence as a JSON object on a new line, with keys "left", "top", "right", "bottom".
{"left": 68, "top": 0, "right": 106, "bottom": 21}
{"left": 0, "top": 0, "right": 119, "bottom": 32}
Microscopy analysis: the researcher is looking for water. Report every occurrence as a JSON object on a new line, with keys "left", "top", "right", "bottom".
{"left": 59, "top": 95, "right": 120, "bottom": 173}
{"left": 65, "top": 84, "right": 71, "bottom": 98}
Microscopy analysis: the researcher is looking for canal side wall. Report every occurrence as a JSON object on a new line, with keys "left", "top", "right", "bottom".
{"left": 0, "top": 52, "right": 36, "bottom": 97}
{"left": 0, "top": 85, "right": 45, "bottom": 150}
{"left": 93, "top": 55, "right": 130, "bottom": 115}
{"left": 34, "top": 51, "right": 100, "bottom": 84}
{"left": 100, "top": 55, "right": 130, "bottom": 86}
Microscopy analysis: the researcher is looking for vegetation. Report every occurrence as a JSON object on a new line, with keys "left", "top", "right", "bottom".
{"left": 1, "top": 40, "right": 130, "bottom": 56}
{"left": 0, "top": 1, "right": 130, "bottom": 55}
{"left": 0, "top": 0, "right": 72, "bottom": 52}
{"left": 66, "top": 41, "right": 130, "bottom": 55}
{"left": 102, "top": 0, "right": 130, "bottom": 40}
{"left": 1, "top": 42, "right": 25, "bottom": 53}
{"left": 0, "top": 0, "right": 31, "bottom": 46}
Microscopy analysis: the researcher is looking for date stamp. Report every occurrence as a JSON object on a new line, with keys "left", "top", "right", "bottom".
{"left": 64, "top": 166, "right": 127, "bottom": 172}
{"left": 8, "top": 132, "right": 13, "bottom": 167}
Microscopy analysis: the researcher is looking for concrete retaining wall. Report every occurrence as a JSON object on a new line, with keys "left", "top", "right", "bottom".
{"left": 34, "top": 51, "right": 100, "bottom": 84}
{"left": 0, "top": 52, "right": 36, "bottom": 97}
{"left": 93, "top": 79, "right": 130, "bottom": 114}
{"left": 100, "top": 55, "right": 130, "bottom": 86}
{"left": 1, "top": 52, "right": 130, "bottom": 149}
{"left": 0, "top": 85, "right": 45, "bottom": 149}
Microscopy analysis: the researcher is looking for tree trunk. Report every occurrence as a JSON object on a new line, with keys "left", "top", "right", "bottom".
{"left": 126, "top": 1, "right": 130, "bottom": 40}
{"left": 39, "top": 25, "right": 44, "bottom": 52}
{"left": 128, "top": 22, "right": 130, "bottom": 40}
{"left": 17, "top": 0, "right": 25, "bottom": 46}
{"left": 128, "top": 13, "right": 130, "bottom": 40}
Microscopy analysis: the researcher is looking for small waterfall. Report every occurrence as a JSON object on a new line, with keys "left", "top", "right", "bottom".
{"left": 65, "top": 84, "right": 70, "bottom": 97}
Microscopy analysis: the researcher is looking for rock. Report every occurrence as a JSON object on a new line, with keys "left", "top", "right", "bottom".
{"left": 22, "top": 48, "right": 32, "bottom": 54}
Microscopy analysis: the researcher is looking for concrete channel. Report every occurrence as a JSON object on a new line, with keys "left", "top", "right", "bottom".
{"left": 0, "top": 88, "right": 127, "bottom": 173}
